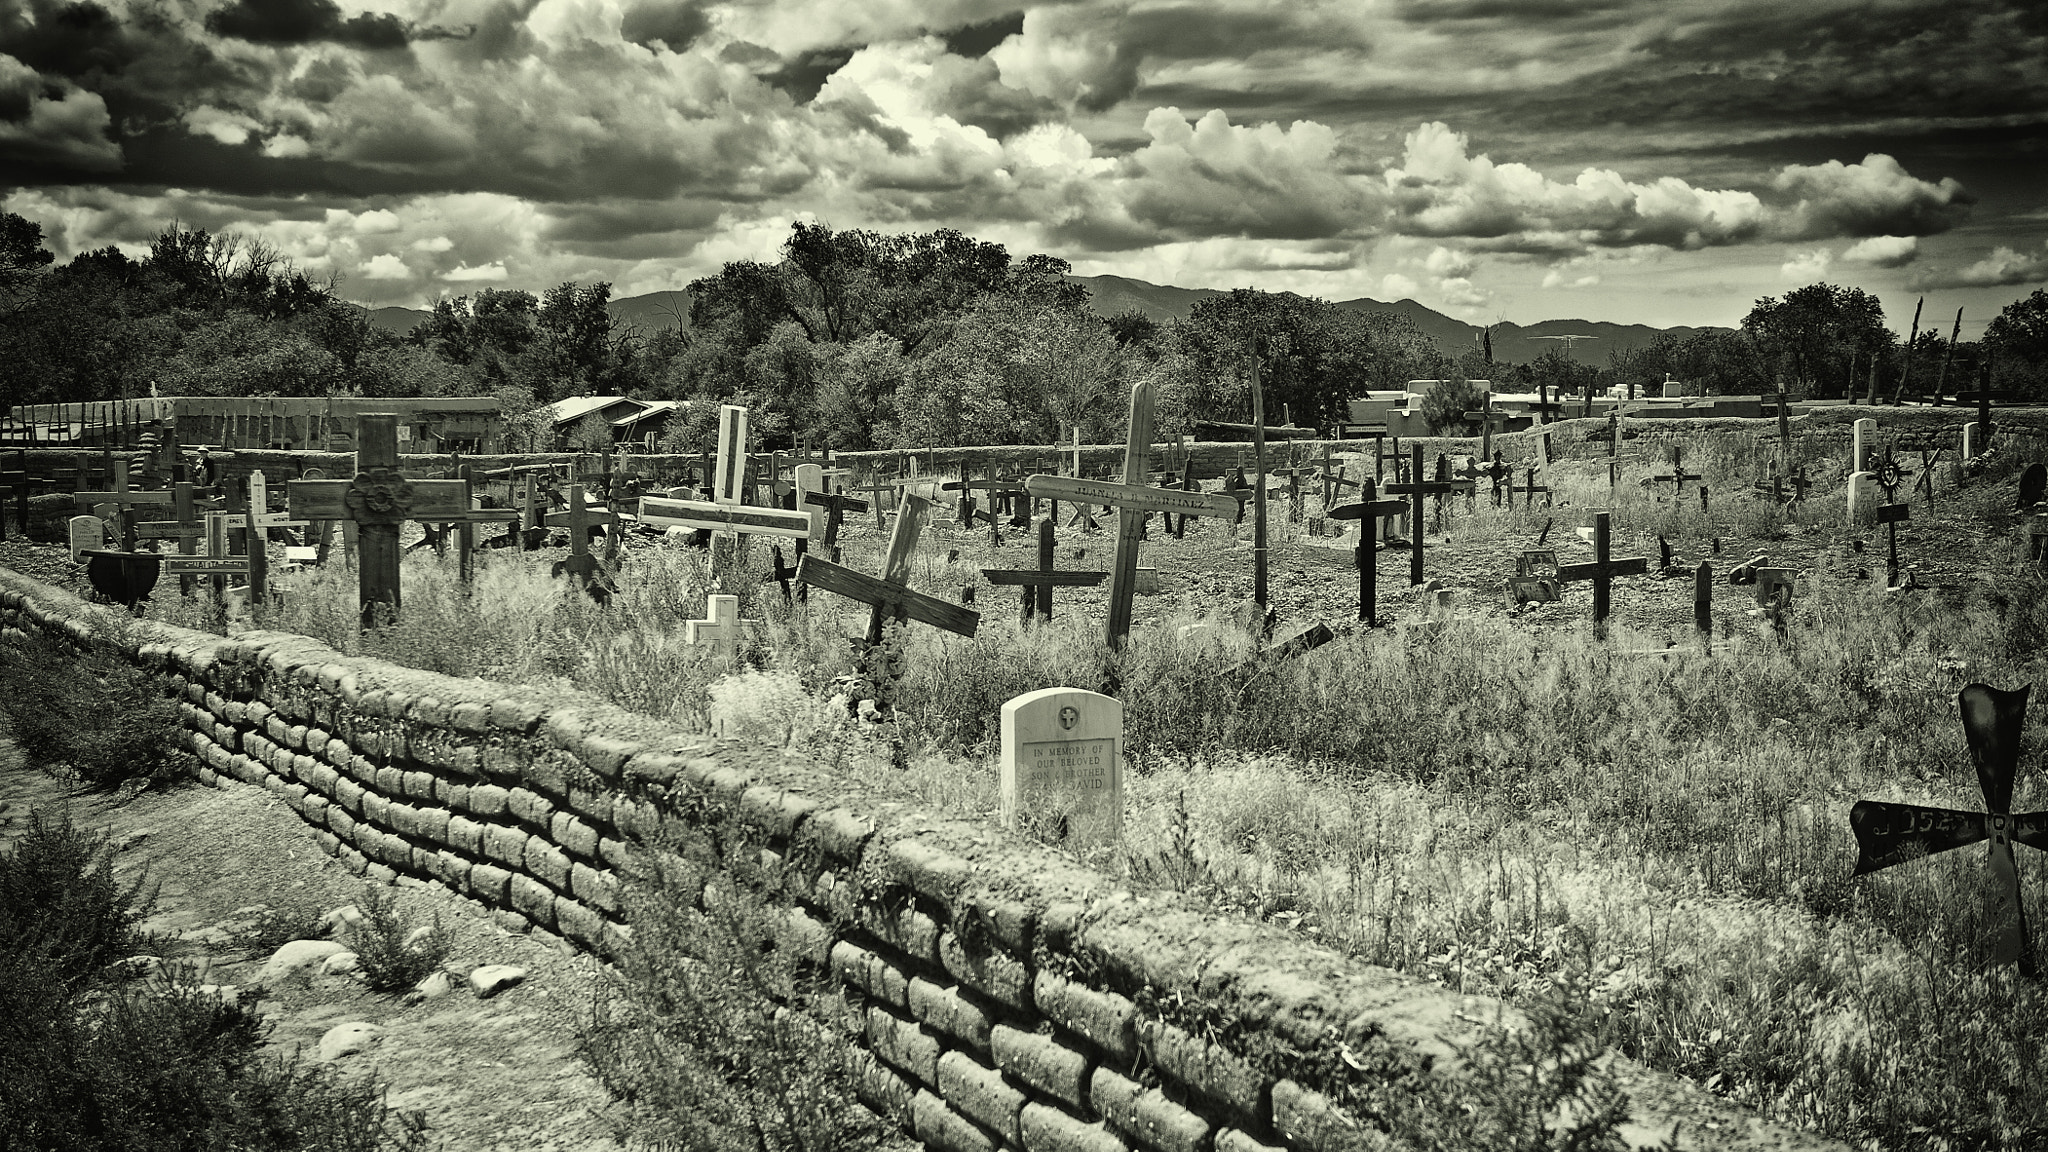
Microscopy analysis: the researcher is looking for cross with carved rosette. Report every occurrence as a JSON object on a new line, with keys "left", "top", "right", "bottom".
{"left": 1852, "top": 683, "right": 2045, "bottom": 975}
{"left": 289, "top": 413, "right": 470, "bottom": 628}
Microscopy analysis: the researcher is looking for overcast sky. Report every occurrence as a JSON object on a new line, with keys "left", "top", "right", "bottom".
{"left": 3, "top": 0, "right": 2044, "bottom": 337}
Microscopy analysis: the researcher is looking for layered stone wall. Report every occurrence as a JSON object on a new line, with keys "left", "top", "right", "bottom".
{"left": 0, "top": 565, "right": 1851, "bottom": 1152}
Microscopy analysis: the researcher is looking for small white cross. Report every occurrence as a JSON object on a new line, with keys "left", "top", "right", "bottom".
{"left": 685, "top": 593, "right": 747, "bottom": 653}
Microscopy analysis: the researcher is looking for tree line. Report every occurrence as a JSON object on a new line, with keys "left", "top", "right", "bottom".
{"left": 3, "top": 212, "right": 2044, "bottom": 452}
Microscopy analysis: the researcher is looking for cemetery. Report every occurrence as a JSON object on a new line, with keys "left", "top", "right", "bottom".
{"left": 5, "top": 392, "right": 2048, "bottom": 1152}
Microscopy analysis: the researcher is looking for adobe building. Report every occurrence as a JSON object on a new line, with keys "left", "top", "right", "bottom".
{"left": 7, "top": 396, "right": 503, "bottom": 454}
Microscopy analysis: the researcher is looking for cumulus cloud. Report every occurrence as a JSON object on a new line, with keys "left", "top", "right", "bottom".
{"left": 1540, "top": 269, "right": 1601, "bottom": 289}
{"left": 1909, "top": 242, "right": 2048, "bottom": 290}
{"left": 443, "top": 261, "right": 509, "bottom": 282}
{"left": 205, "top": 0, "right": 412, "bottom": 50}
{"left": 1384, "top": 122, "right": 1766, "bottom": 252}
{"left": 360, "top": 252, "right": 410, "bottom": 279}
{"left": 1840, "top": 235, "right": 1917, "bottom": 267}
{"left": 1780, "top": 247, "right": 1834, "bottom": 282}
{"left": 0, "top": 56, "right": 119, "bottom": 171}
{"left": 1772, "top": 154, "right": 1972, "bottom": 239}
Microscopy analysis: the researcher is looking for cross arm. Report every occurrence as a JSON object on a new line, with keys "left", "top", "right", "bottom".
{"left": 1024, "top": 474, "right": 1239, "bottom": 518}
{"left": 805, "top": 491, "right": 871, "bottom": 513}
{"left": 638, "top": 495, "right": 813, "bottom": 537}
{"left": 1847, "top": 800, "right": 2038, "bottom": 875}
{"left": 981, "top": 569, "right": 1108, "bottom": 587}
{"left": 796, "top": 555, "right": 981, "bottom": 638}
{"left": 1555, "top": 557, "right": 1650, "bottom": 581}
{"left": 1382, "top": 480, "right": 1474, "bottom": 496}
{"left": 288, "top": 478, "right": 471, "bottom": 520}
{"left": 1327, "top": 499, "right": 1408, "bottom": 520}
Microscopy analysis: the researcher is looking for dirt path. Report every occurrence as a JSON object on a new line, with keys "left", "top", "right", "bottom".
{"left": 0, "top": 753, "right": 632, "bottom": 1152}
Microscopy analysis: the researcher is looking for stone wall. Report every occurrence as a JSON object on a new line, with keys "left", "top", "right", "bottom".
{"left": 0, "top": 565, "right": 1849, "bottom": 1152}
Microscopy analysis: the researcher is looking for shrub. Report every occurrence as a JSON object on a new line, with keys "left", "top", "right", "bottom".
{"left": 0, "top": 808, "right": 159, "bottom": 991}
{"left": 0, "top": 626, "right": 192, "bottom": 790}
{"left": 344, "top": 884, "right": 453, "bottom": 993}
{"left": 580, "top": 823, "right": 895, "bottom": 1152}
{"left": 224, "top": 890, "right": 334, "bottom": 957}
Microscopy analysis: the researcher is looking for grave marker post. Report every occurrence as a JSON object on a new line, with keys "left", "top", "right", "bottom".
{"left": 1878, "top": 501, "right": 1911, "bottom": 587}
{"left": 1383, "top": 444, "right": 1465, "bottom": 586}
{"left": 1695, "top": 561, "right": 1713, "bottom": 651}
{"left": 981, "top": 518, "right": 1108, "bottom": 623}
{"left": 1850, "top": 683, "right": 2043, "bottom": 974}
{"left": 1001, "top": 688, "right": 1123, "bottom": 849}
{"left": 1253, "top": 355, "right": 1269, "bottom": 612}
{"left": 1555, "top": 511, "right": 1649, "bottom": 633}
{"left": 73, "top": 458, "right": 171, "bottom": 552}
{"left": 1327, "top": 478, "right": 1407, "bottom": 625}
{"left": 288, "top": 414, "right": 472, "bottom": 628}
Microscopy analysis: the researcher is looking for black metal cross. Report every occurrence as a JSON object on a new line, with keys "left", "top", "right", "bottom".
{"left": 1382, "top": 444, "right": 1468, "bottom": 586}
{"left": 1851, "top": 683, "right": 2043, "bottom": 975}
{"left": 1554, "top": 512, "right": 1648, "bottom": 630}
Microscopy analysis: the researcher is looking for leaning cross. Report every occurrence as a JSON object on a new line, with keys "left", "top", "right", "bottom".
{"left": 289, "top": 413, "right": 472, "bottom": 628}
{"left": 1851, "top": 683, "right": 2044, "bottom": 974}
{"left": 1025, "top": 380, "right": 1239, "bottom": 648}
{"left": 1555, "top": 511, "right": 1648, "bottom": 630}
{"left": 1327, "top": 477, "right": 1408, "bottom": 625}
{"left": 796, "top": 493, "right": 981, "bottom": 645}
{"left": 981, "top": 517, "right": 1108, "bottom": 624}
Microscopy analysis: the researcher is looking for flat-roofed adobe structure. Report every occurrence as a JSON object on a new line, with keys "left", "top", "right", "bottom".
{"left": 7, "top": 396, "right": 503, "bottom": 454}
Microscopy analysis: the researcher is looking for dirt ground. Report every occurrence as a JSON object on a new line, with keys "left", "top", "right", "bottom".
{"left": 0, "top": 757, "right": 632, "bottom": 1152}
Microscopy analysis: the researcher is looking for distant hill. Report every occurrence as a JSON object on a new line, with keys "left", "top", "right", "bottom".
{"left": 354, "top": 277, "right": 1720, "bottom": 363}
{"left": 355, "top": 289, "right": 694, "bottom": 337}
{"left": 1067, "top": 274, "right": 1723, "bottom": 364}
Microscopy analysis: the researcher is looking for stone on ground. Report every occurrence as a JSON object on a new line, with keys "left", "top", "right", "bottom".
{"left": 469, "top": 964, "right": 527, "bottom": 998}
{"left": 319, "top": 1022, "right": 383, "bottom": 1062}
{"left": 320, "top": 951, "right": 361, "bottom": 975}
{"left": 257, "top": 939, "right": 348, "bottom": 984}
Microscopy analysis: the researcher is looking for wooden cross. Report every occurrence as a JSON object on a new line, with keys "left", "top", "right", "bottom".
{"left": 1554, "top": 512, "right": 1648, "bottom": 629}
{"left": 1851, "top": 683, "right": 2043, "bottom": 974}
{"left": 1327, "top": 478, "right": 1407, "bottom": 625}
{"left": 544, "top": 484, "right": 620, "bottom": 594}
{"left": 1948, "top": 389, "right": 2002, "bottom": 455}
{"left": 0, "top": 451, "right": 30, "bottom": 542}
{"left": 1463, "top": 392, "right": 1511, "bottom": 460}
{"left": 849, "top": 471, "right": 896, "bottom": 530}
{"left": 1912, "top": 444, "right": 1946, "bottom": 502}
{"left": 288, "top": 414, "right": 472, "bottom": 628}
{"left": 1026, "top": 381, "right": 1238, "bottom": 647}
{"left": 1382, "top": 444, "right": 1467, "bottom": 586}
{"left": 435, "top": 466, "right": 520, "bottom": 580}
{"left": 1510, "top": 466, "right": 1550, "bottom": 509}
{"left": 75, "top": 458, "right": 171, "bottom": 551}
{"left": 796, "top": 494, "right": 980, "bottom": 645}
{"left": 1877, "top": 501, "right": 1911, "bottom": 587}
{"left": 1602, "top": 412, "right": 1642, "bottom": 495}
{"left": 133, "top": 481, "right": 210, "bottom": 595}
{"left": 685, "top": 593, "right": 750, "bottom": 656}
{"left": 804, "top": 489, "right": 869, "bottom": 553}
{"left": 1650, "top": 445, "right": 1702, "bottom": 496}
{"left": 981, "top": 518, "right": 1108, "bottom": 623}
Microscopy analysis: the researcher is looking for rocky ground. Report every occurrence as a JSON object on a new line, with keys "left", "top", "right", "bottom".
{"left": 0, "top": 756, "right": 632, "bottom": 1152}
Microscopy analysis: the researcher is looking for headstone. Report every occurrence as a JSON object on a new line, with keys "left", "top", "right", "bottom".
{"left": 1963, "top": 421, "right": 1984, "bottom": 460}
{"left": 2017, "top": 462, "right": 2046, "bottom": 511}
{"left": 1852, "top": 417, "right": 1877, "bottom": 473}
{"left": 69, "top": 514, "right": 107, "bottom": 561}
{"left": 1001, "top": 688, "right": 1122, "bottom": 849}
{"left": 1134, "top": 567, "right": 1161, "bottom": 595}
{"left": 1847, "top": 471, "right": 1880, "bottom": 524}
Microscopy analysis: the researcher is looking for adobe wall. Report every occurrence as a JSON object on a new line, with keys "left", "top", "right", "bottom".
{"left": 0, "top": 565, "right": 1850, "bottom": 1152}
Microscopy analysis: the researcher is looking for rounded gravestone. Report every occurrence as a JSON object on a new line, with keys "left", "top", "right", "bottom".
{"left": 1000, "top": 688, "right": 1122, "bottom": 849}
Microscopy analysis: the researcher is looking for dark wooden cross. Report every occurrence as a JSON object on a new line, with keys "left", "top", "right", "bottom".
{"left": 1912, "top": 444, "right": 1946, "bottom": 502}
{"left": 1463, "top": 393, "right": 1512, "bottom": 461}
{"left": 1025, "top": 380, "right": 1237, "bottom": 647}
{"left": 1602, "top": 412, "right": 1642, "bottom": 496}
{"left": 1877, "top": 501, "right": 1911, "bottom": 587}
{"left": 1327, "top": 477, "right": 1407, "bottom": 625}
{"left": 0, "top": 451, "right": 30, "bottom": 542}
{"left": 545, "top": 485, "right": 621, "bottom": 594}
{"left": 1383, "top": 444, "right": 1467, "bottom": 586}
{"left": 1851, "top": 683, "right": 2043, "bottom": 974}
{"left": 1948, "top": 389, "right": 2001, "bottom": 456}
{"left": 796, "top": 493, "right": 981, "bottom": 646}
{"left": 133, "top": 480, "right": 209, "bottom": 595}
{"left": 1650, "top": 445, "right": 1702, "bottom": 496}
{"left": 804, "top": 489, "right": 869, "bottom": 554}
{"left": 850, "top": 472, "right": 896, "bottom": 530}
{"left": 1555, "top": 512, "right": 1648, "bottom": 630}
{"left": 289, "top": 413, "right": 473, "bottom": 628}
{"left": 981, "top": 517, "right": 1108, "bottom": 623}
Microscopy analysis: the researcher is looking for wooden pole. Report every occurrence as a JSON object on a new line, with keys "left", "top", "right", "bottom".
{"left": 1409, "top": 443, "right": 1425, "bottom": 586}
{"left": 1893, "top": 296, "right": 1924, "bottom": 405}
{"left": 1695, "top": 560, "right": 1713, "bottom": 651}
{"left": 1935, "top": 307, "right": 1964, "bottom": 401}
{"left": 1252, "top": 355, "right": 1269, "bottom": 615}
{"left": 358, "top": 414, "right": 402, "bottom": 629}
{"left": 1106, "top": 383, "right": 1154, "bottom": 648}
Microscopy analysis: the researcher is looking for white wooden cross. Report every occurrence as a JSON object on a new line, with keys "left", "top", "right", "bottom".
{"left": 638, "top": 405, "right": 812, "bottom": 553}
{"left": 684, "top": 593, "right": 752, "bottom": 656}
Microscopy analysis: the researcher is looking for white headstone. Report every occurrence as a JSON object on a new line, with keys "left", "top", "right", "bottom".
{"left": 1852, "top": 417, "right": 1877, "bottom": 473}
{"left": 68, "top": 515, "right": 107, "bottom": 561}
{"left": 795, "top": 463, "right": 825, "bottom": 540}
{"left": 1847, "top": 471, "right": 1880, "bottom": 523}
{"left": 1963, "top": 421, "right": 1983, "bottom": 460}
{"left": 1001, "top": 688, "right": 1122, "bottom": 848}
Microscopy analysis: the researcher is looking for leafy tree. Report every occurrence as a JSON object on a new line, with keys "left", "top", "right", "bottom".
{"left": 894, "top": 298, "right": 1123, "bottom": 448}
{"left": 1173, "top": 290, "right": 1443, "bottom": 432}
{"left": 1742, "top": 283, "right": 1891, "bottom": 397}
{"left": 1986, "top": 289, "right": 2048, "bottom": 397}
{"left": 0, "top": 212, "right": 53, "bottom": 309}
{"left": 1419, "top": 377, "right": 1488, "bottom": 435}
{"left": 811, "top": 335, "right": 904, "bottom": 451}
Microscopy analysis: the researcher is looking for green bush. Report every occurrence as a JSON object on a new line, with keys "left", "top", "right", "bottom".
{"left": 0, "top": 627, "right": 192, "bottom": 790}
{"left": 0, "top": 808, "right": 159, "bottom": 990}
{"left": 343, "top": 884, "right": 453, "bottom": 993}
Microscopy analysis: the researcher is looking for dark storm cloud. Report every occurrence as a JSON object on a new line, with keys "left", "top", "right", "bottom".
{"left": 542, "top": 199, "right": 724, "bottom": 245}
{"left": 0, "top": 1, "right": 136, "bottom": 83}
{"left": 205, "top": 0, "right": 412, "bottom": 50}
{"left": 763, "top": 47, "right": 857, "bottom": 103}
{"left": 620, "top": 0, "right": 713, "bottom": 52}
{"left": 1392, "top": 0, "right": 1633, "bottom": 22}
{"left": 942, "top": 12, "right": 1023, "bottom": 58}
{"left": 927, "top": 53, "right": 1059, "bottom": 139}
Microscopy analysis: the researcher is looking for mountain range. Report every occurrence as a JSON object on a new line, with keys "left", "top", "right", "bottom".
{"left": 358, "top": 276, "right": 1723, "bottom": 365}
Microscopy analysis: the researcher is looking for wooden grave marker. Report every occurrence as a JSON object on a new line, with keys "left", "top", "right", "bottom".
{"left": 1877, "top": 501, "right": 1912, "bottom": 588}
{"left": 1650, "top": 445, "right": 1702, "bottom": 497}
{"left": 1382, "top": 444, "right": 1468, "bottom": 586}
{"left": 545, "top": 485, "right": 620, "bottom": 596}
{"left": 1327, "top": 477, "right": 1407, "bottom": 625}
{"left": 1555, "top": 512, "right": 1648, "bottom": 630}
{"left": 1025, "top": 381, "right": 1238, "bottom": 647}
{"left": 1850, "top": 683, "right": 2044, "bottom": 974}
{"left": 796, "top": 493, "right": 981, "bottom": 646}
{"left": 288, "top": 414, "right": 472, "bottom": 628}
{"left": 982, "top": 517, "right": 1108, "bottom": 624}
{"left": 74, "top": 458, "right": 171, "bottom": 551}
